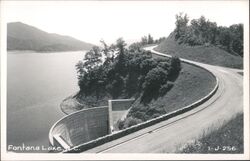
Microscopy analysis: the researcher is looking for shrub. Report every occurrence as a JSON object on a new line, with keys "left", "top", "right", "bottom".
{"left": 141, "top": 67, "right": 168, "bottom": 103}
{"left": 168, "top": 56, "right": 181, "bottom": 81}
{"left": 116, "top": 119, "right": 125, "bottom": 130}
{"left": 140, "top": 58, "right": 158, "bottom": 75}
{"left": 133, "top": 111, "right": 147, "bottom": 121}
{"left": 123, "top": 117, "right": 143, "bottom": 129}
{"left": 159, "top": 82, "right": 174, "bottom": 96}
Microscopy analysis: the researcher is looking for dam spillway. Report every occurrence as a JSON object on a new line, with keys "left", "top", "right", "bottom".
{"left": 49, "top": 99, "right": 135, "bottom": 151}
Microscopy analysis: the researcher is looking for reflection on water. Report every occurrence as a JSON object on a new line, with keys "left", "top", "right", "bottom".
{"left": 7, "top": 51, "right": 85, "bottom": 153}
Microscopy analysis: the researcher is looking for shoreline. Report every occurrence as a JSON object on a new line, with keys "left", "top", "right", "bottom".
{"left": 7, "top": 50, "right": 86, "bottom": 54}
{"left": 60, "top": 92, "right": 85, "bottom": 115}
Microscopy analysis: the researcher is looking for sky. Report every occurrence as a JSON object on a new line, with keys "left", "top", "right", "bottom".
{"left": 2, "top": 0, "right": 249, "bottom": 45}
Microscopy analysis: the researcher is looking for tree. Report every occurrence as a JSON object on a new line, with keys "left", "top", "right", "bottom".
{"left": 157, "top": 37, "right": 166, "bottom": 44}
{"left": 116, "top": 37, "right": 127, "bottom": 55}
{"left": 124, "top": 72, "right": 139, "bottom": 97}
{"left": 140, "top": 58, "right": 157, "bottom": 75}
{"left": 168, "top": 56, "right": 181, "bottom": 81}
{"left": 109, "top": 73, "right": 124, "bottom": 98}
{"left": 100, "top": 39, "right": 109, "bottom": 57}
{"left": 175, "top": 13, "right": 189, "bottom": 39}
{"left": 217, "top": 27, "right": 233, "bottom": 51}
{"left": 100, "top": 39, "right": 116, "bottom": 65}
{"left": 147, "top": 34, "right": 154, "bottom": 44}
{"left": 142, "top": 66, "right": 168, "bottom": 103}
{"left": 229, "top": 24, "right": 243, "bottom": 56}
{"left": 115, "top": 38, "right": 127, "bottom": 76}
{"left": 75, "top": 60, "right": 85, "bottom": 76}
{"left": 128, "top": 42, "right": 142, "bottom": 52}
{"left": 83, "top": 46, "right": 102, "bottom": 72}
{"left": 141, "top": 36, "right": 148, "bottom": 45}
{"left": 206, "top": 21, "right": 217, "bottom": 44}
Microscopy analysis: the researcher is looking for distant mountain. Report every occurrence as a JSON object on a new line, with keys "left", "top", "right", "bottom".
{"left": 7, "top": 22, "right": 94, "bottom": 52}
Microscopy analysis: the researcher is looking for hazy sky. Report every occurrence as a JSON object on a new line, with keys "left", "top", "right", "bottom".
{"left": 2, "top": 0, "right": 249, "bottom": 45}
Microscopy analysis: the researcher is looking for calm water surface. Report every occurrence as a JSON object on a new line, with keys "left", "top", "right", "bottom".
{"left": 7, "top": 51, "right": 85, "bottom": 152}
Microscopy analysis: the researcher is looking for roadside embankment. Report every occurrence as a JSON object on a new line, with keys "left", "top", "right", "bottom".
{"left": 155, "top": 34, "right": 243, "bottom": 69}
{"left": 62, "top": 52, "right": 219, "bottom": 153}
{"left": 177, "top": 113, "right": 243, "bottom": 153}
{"left": 63, "top": 75, "right": 218, "bottom": 153}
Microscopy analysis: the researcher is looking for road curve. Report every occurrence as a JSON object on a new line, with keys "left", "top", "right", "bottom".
{"left": 85, "top": 46, "right": 243, "bottom": 153}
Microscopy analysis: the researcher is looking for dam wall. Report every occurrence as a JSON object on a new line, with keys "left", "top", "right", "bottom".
{"left": 49, "top": 99, "right": 135, "bottom": 150}
{"left": 49, "top": 106, "right": 110, "bottom": 150}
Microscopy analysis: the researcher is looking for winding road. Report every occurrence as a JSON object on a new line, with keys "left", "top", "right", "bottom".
{"left": 84, "top": 46, "right": 243, "bottom": 153}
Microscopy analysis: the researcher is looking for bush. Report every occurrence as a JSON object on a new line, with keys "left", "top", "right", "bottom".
{"left": 116, "top": 119, "right": 125, "bottom": 130}
{"left": 159, "top": 82, "right": 174, "bottom": 96}
{"left": 122, "top": 117, "right": 143, "bottom": 129}
{"left": 140, "top": 58, "right": 158, "bottom": 75}
{"left": 116, "top": 117, "right": 143, "bottom": 130}
{"left": 168, "top": 56, "right": 181, "bottom": 81}
{"left": 141, "top": 67, "right": 168, "bottom": 103}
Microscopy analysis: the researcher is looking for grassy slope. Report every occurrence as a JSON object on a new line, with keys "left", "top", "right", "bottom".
{"left": 177, "top": 113, "right": 243, "bottom": 153}
{"left": 155, "top": 33, "right": 243, "bottom": 69}
{"left": 130, "top": 55, "right": 216, "bottom": 116}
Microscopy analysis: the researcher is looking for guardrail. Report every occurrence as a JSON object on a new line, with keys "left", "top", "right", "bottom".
{"left": 65, "top": 82, "right": 219, "bottom": 152}
{"left": 63, "top": 60, "right": 219, "bottom": 153}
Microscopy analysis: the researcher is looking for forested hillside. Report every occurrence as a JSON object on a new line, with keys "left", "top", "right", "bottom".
{"left": 174, "top": 13, "right": 243, "bottom": 57}
{"left": 155, "top": 14, "right": 243, "bottom": 68}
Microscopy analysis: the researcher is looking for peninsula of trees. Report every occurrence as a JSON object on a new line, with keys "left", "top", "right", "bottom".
{"left": 76, "top": 38, "right": 181, "bottom": 102}
{"left": 75, "top": 37, "right": 181, "bottom": 128}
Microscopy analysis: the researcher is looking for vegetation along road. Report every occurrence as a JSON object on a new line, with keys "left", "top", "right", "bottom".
{"left": 85, "top": 45, "right": 243, "bottom": 153}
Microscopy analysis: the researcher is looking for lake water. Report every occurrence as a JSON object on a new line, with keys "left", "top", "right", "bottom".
{"left": 7, "top": 51, "right": 85, "bottom": 153}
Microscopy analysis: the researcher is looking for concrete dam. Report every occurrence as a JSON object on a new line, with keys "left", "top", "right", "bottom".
{"left": 49, "top": 99, "right": 135, "bottom": 151}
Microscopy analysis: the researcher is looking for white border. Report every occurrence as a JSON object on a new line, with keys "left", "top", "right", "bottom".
{"left": 1, "top": 0, "right": 249, "bottom": 160}
{"left": 243, "top": 0, "right": 250, "bottom": 158}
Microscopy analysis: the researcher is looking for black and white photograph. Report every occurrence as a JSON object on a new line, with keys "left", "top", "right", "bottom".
{"left": 1, "top": 0, "right": 249, "bottom": 160}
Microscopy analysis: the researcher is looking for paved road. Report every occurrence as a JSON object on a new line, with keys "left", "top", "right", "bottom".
{"left": 85, "top": 46, "right": 243, "bottom": 153}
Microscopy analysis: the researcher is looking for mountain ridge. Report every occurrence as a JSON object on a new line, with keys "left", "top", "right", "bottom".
{"left": 7, "top": 22, "right": 94, "bottom": 52}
